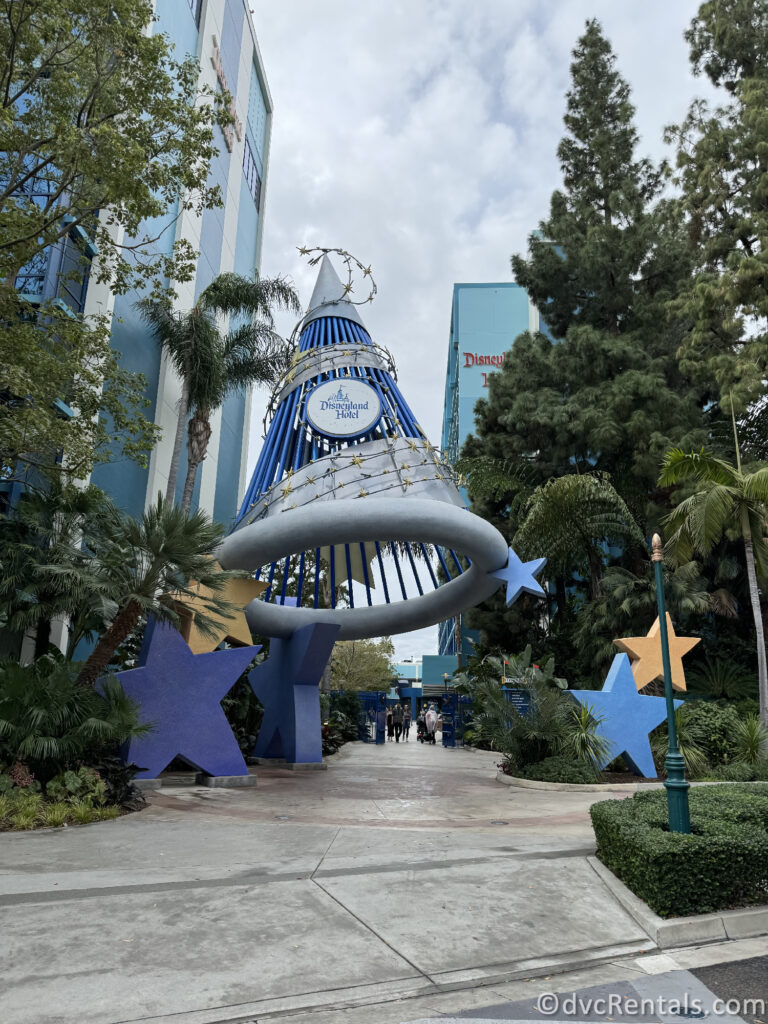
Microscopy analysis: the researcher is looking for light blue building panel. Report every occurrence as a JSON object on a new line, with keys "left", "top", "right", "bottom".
{"left": 91, "top": 0, "right": 272, "bottom": 524}
{"left": 439, "top": 282, "right": 537, "bottom": 658}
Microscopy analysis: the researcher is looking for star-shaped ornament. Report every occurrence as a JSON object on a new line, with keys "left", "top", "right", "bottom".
{"left": 175, "top": 563, "right": 265, "bottom": 655}
{"left": 489, "top": 547, "right": 547, "bottom": 605}
{"left": 569, "top": 654, "right": 682, "bottom": 777}
{"left": 613, "top": 614, "right": 700, "bottom": 692}
{"left": 118, "top": 620, "right": 260, "bottom": 778}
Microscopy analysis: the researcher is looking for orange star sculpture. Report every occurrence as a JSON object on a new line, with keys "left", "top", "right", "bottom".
{"left": 613, "top": 613, "right": 700, "bottom": 692}
{"left": 176, "top": 564, "right": 266, "bottom": 655}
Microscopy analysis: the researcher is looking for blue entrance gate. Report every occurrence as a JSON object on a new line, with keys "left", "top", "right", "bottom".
{"left": 355, "top": 691, "right": 387, "bottom": 743}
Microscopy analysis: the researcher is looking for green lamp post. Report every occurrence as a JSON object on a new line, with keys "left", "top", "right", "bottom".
{"left": 652, "top": 532, "right": 691, "bottom": 834}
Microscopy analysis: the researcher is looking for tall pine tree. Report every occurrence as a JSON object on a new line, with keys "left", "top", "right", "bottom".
{"left": 464, "top": 20, "right": 714, "bottom": 655}
{"left": 668, "top": 0, "right": 768, "bottom": 409}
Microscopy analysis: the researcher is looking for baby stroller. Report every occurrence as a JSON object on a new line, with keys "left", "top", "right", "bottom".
{"left": 416, "top": 713, "right": 427, "bottom": 743}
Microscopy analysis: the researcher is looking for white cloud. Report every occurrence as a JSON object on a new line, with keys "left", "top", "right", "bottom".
{"left": 247, "top": 0, "right": 712, "bottom": 660}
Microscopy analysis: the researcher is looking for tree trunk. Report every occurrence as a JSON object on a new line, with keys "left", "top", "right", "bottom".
{"left": 180, "top": 407, "right": 212, "bottom": 514}
{"left": 587, "top": 547, "right": 602, "bottom": 602}
{"left": 33, "top": 619, "right": 51, "bottom": 659}
{"left": 165, "top": 377, "right": 189, "bottom": 503}
{"left": 320, "top": 657, "right": 332, "bottom": 694}
{"left": 743, "top": 533, "right": 768, "bottom": 726}
{"left": 76, "top": 599, "right": 142, "bottom": 688}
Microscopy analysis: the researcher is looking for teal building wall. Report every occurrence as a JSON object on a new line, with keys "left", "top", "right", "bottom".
{"left": 439, "top": 283, "right": 535, "bottom": 658}
{"left": 91, "top": 0, "right": 271, "bottom": 525}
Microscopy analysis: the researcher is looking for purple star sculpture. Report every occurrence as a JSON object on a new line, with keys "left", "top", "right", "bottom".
{"left": 249, "top": 622, "right": 340, "bottom": 764}
{"left": 117, "top": 619, "right": 260, "bottom": 779}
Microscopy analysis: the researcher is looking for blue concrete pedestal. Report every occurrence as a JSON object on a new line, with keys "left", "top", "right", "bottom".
{"left": 248, "top": 623, "right": 340, "bottom": 764}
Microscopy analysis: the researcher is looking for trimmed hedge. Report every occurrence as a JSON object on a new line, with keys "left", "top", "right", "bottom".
{"left": 590, "top": 784, "right": 768, "bottom": 918}
{"left": 521, "top": 756, "right": 596, "bottom": 784}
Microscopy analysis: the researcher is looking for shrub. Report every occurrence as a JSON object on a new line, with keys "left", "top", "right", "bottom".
{"left": 733, "top": 714, "right": 768, "bottom": 766}
{"left": 39, "top": 802, "right": 70, "bottom": 828}
{"left": 0, "top": 785, "right": 123, "bottom": 831}
{"left": 590, "top": 784, "right": 768, "bottom": 917}
{"left": 687, "top": 659, "right": 756, "bottom": 701}
{"left": 46, "top": 766, "right": 107, "bottom": 805}
{"left": 703, "top": 762, "right": 768, "bottom": 782}
{"left": 0, "top": 656, "right": 147, "bottom": 782}
{"left": 329, "top": 690, "right": 362, "bottom": 738}
{"left": 518, "top": 756, "right": 596, "bottom": 784}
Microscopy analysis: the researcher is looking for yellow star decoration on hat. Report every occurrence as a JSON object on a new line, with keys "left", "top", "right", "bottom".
{"left": 178, "top": 564, "right": 266, "bottom": 655}
{"left": 613, "top": 613, "right": 700, "bottom": 692}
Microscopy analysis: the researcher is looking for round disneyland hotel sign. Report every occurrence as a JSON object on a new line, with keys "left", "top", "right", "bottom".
{"left": 305, "top": 378, "right": 382, "bottom": 438}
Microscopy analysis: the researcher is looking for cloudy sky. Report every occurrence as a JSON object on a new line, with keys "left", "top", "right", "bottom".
{"left": 247, "top": 0, "right": 714, "bottom": 661}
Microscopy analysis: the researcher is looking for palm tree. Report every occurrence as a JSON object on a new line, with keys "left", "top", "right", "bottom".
{"left": 138, "top": 272, "right": 300, "bottom": 508}
{"left": 0, "top": 480, "right": 117, "bottom": 659}
{"left": 75, "top": 495, "right": 242, "bottom": 688}
{"left": 515, "top": 473, "right": 645, "bottom": 600}
{"left": 659, "top": 446, "right": 768, "bottom": 724}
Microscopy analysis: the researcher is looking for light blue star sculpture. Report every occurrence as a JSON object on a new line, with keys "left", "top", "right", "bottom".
{"left": 569, "top": 653, "right": 682, "bottom": 778}
{"left": 490, "top": 548, "right": 547, "bottom": 605}
{"left": 118, "top": 619, "right": 261, "bottom": 779}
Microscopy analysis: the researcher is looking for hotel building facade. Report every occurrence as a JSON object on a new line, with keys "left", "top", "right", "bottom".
{"left": 88, "top": 0, "right": 273, "bottom": 526}
{"left": 438, "top": 282, "right": 541, "bottom": 658}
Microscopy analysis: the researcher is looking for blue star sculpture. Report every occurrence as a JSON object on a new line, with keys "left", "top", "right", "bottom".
{"left": 569, "top": 653, "right": 682, "bottom": 778}
{"left": 248, "top": 622, "right": 340, "bottom": 764}
{"left": 490, "top": 547, "right": 547, "bottom": 605}
{"left": 118, "top": 619, "right": 260, "bottom": 779}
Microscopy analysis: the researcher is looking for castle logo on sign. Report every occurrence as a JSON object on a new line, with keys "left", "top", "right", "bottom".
{"left": 306, "top": 378, "right": 382, "bottom": 438}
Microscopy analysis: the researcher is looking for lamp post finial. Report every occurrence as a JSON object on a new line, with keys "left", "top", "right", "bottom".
{"left": 652, "top": 533, "right": 663, "bottom": 563}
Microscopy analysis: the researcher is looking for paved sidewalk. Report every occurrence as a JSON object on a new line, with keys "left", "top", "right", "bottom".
{"left": 0, "top": 741, "right": 704, "bottom": 1024}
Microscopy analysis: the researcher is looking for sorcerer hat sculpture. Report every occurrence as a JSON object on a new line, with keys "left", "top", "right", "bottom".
{"left": 218, "top": 248, "right": 546, "bottom": 640}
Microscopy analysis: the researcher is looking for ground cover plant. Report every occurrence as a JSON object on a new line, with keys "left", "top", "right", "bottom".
{"left": 321, "top": 690, "right": 362, "bottom": 755}
{"left": 0, "top": 655, "right": 148, "bottom": 829}
{"left": 591, "top": 785, "right": 768, "bottom": 917}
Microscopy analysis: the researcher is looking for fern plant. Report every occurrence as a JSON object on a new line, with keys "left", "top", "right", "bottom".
{"left": 0, "top": 656, "right": 148, "bottom": 782}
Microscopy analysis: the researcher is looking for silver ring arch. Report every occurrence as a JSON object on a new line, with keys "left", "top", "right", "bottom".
{"left": 217, "top": 498, "right": 508, "bottom": 641}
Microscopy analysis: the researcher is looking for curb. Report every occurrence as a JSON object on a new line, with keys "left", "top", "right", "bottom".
{"left": 119, "top": 939, "right": 656, "bottom": 1024}
{"left": 495, "top": 770, "right": 664, "bottom": 792}
{"left": 588, "top": 855, "right": 768, "bottom": 949}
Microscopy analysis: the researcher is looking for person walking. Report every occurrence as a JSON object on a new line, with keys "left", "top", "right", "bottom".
{"left": 425, "top": 703, "right": 439, "bottom": 745}
{"left": 392, "top": 702, "right": 404, "bottom": 743}
{"left": 403, "top": 704, "right": 412, "bottom": 741}
{"left": 386, "top": 706, "right": 394, "bottom": 741}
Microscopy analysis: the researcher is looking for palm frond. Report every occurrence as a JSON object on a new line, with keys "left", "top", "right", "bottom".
{"left": 659, "top": 448, "right": 740, "bottom": 488}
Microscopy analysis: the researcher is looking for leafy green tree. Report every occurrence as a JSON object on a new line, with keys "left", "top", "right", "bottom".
{"left": 660, "top": 445, "right": 768, "bottom": 723}
{"left": 515, "top": 473, "right": 645, "bottom": 601}
{"left": 572, "top": 560, "right": 715, "bottom": 676}
{"left": 73, "top": 495, "right": 243, "bottom": 687}
{"left": 462, "top": 20, "right": 712, "bottom": 657}
{"left": 0, "top": 480, "right": 117, "bottom": 659}
{"left": 1, "top": 302, "right": 159, "bottom": 479}
{"left": 0, "top": 0, "right": 228, "bottom": 477}
{"left": 139, "top": 273, "right": 300, "bottom": 509}
{"left": 495, "top": 20, "right": 711, "bottom": 516}
{"left": 667, "top": 0, "right": 768, "bottom": 408}
{"left": 330, "top": 637, "right": 395, "bottom": 691}
{"left": 0, "top": 0, "right": 226, "bottom": 292}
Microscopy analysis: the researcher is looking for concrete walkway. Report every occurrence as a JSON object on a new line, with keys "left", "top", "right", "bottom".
{"left": 1, "top": 741, "right": 675, "bottom": 1024}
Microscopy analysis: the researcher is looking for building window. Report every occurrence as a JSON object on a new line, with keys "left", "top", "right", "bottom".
{"left": 243, "top": 136, "right": 262, "bottom": 208}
